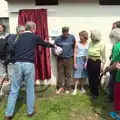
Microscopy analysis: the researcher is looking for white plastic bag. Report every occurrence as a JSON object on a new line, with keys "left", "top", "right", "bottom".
{"left": 55, "top": 46, "right": 63, "bottom": 55}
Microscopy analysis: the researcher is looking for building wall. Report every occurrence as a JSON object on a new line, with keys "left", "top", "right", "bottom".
{"left": 7, "top": 0, "right": 120, "bottom": 85}
{"left": 0, "top": 0, "right": 9, "bottom": 17}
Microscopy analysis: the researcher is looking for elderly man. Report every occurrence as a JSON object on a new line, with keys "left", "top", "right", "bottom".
{"left": 7, "top": 25, "right": 25, "bottom": 82}
{"left": 0, "top": 25, "right": 25, "bottom": 97}
{"left": 52, "top": 27, "right": 76, "bottom": 95}
{"left": 103, "top": 28, "right": 120, "bottom": 119}
{"left": 5, "top": 21, "right": 56, "bottom": 120}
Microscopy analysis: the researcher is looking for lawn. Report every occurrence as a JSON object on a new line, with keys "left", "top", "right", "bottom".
{"left": 0, "top": 85, "right": 113, "bottom": 120}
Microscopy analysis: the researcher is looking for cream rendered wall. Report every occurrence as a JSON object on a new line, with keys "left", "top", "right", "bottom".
{"left": 7, "top": 0, "right": 120, "bottom": 85}
{"left": 0, "top": 0, "right": 9, "bottom": 17}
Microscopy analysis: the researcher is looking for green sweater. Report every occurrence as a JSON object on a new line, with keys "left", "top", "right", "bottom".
{"left": 112, "top": 42, "right": 120, "bottom": 82}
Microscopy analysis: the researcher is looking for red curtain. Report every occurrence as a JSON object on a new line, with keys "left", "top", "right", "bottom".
{"left": 18, "top": 9, "right": 51, "bottom": 80}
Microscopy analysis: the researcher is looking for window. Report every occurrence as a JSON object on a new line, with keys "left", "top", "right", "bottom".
{"left": 35, "top": 0, "right": 58, "bottom": 5}
{"left": 99, "top": 0, "right": 120, "bottom": 5}
{"left": 0, "top": 17, "right": 10, "bottom": 33}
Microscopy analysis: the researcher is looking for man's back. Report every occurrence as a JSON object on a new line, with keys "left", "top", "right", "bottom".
{"left": 14, "top": 32, "right": 38, "bottom": 63}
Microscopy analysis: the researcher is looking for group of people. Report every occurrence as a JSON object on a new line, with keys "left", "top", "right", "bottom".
{"left": 52, "top": 22, "right": 120, "bottom": 120}
{"left": 0, "top": 21, "right": 56, "bottom": 120}
{"left": 0, "top": 20, "right": 120, "bottom": 120}
{"left": 53, "top": 27, "right": 105, "bottom": 99}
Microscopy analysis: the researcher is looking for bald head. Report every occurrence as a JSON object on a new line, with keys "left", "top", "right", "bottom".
{"left": 25, "top": 21, "right": 36, "bottom": 33}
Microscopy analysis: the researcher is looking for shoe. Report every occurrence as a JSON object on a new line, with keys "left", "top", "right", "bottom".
{"left": 4, "top": 116, "right": 13, "bottom": 120}
{"left": 72, "top": 89, "right": 77, "bottom": 95}
{"left": 110, "top": 112, "right": 120, "bottom": 119}
{"left": 80, "top": 88, "right": 86, "bottom": 93}
{"left": 92, "top": 95, "right": 98, "bottom": 100}
{"left": 28, "top": 111, "right": 36, "bottom": 118}
{"left": 108, "top": 99, "right": 114, "bottom": 103}
{"left": 104, "top": 99, "right": 113, "bottom": 103}
{"left": 65, "top": 91, "right": 70, "bottom": 94}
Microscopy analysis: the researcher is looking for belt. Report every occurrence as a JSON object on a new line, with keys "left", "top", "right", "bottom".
{"left": 58, "top": 56, "right": 73, "bottom": 59}
{"left": 88, "top": 56, "right": 100, "bottom": 61}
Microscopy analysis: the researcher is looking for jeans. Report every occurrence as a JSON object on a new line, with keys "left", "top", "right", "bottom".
{"left": 5, "top": 62, "right": 35, "bottom": 116}
{"left": 109, "top": 70, "right": 116, "bottom": 101}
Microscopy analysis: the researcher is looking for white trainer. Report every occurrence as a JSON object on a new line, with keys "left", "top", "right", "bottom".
{"left": 80, "top": 88, "right": 86, "bottom": 93}
{"left": 66, "top": 90, "right": 70, "bottom": 94}
{"left": 72, "top": 89, "right": 77, "bottom": 95}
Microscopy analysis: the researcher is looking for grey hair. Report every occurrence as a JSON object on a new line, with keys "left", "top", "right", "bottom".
{"left": 25, "top": 21, "right": 36, "bottom": 31}
{"left": 109, "top": 28, "right": 120, "bottom": 44}
{"left": 90, "top": 30, "right": 102, "bottom": 41}
{"left": 16, "top": 25, "right": 25, "bottom": 33}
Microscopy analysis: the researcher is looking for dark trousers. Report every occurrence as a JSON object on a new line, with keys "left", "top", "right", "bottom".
{"left": 87, "top": 59, "right": 101, "bottom": 97}
{"left": 57, "top": 57, "right": 73, "bottom": 90}
{"left": 108, "top": 70, "right": 116, "bottom": 101}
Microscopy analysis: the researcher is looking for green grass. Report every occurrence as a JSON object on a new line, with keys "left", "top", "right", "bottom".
{"left": 0, "top": 85, "right": 113, "bottom": 120}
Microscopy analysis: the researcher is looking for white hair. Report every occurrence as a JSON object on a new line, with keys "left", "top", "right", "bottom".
{"left": 25, "top": 21, "right": 36, "bottom": 31}
{"left": 90, "top": 30, "right": 102, "bottom": 41}
{"left": 16, "top": 25, "right": 25, "bottom": 33}
{"left": 109, "top": 28, "right": 120, "bottom": 44}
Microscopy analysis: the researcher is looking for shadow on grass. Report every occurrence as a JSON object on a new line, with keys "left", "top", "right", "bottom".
{"left": 0, "top": 85, "right": 113, "bottom": 120}
{"left": 14, "top": 85, "right": 55, "bottom": 116}
{"left": 86, "top": 88, "right": 113, "bottom": 120}
{"left": 35, "top": 84, "right": 57, "bottom": 99}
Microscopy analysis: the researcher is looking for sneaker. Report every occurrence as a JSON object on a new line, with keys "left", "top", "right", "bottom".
{"left": 4, "top": 116, "right": 13, "bottom": 120}
{"left": 28, "top": 111, "right": 36, "bottom": 118}
{"left": 80, "top": 88, "right": 86, "bottom": 93}
{"left": 72, "top": 89, "right": 77, "bottom": 95}
{"left": 65, "top": 91, "right": 70, "bottom": 94}
{"left": 110, "top": 112, "right": 120, "bottom": 119}
{"left": 92, "top": 96, "right": 98, "bottom": 100}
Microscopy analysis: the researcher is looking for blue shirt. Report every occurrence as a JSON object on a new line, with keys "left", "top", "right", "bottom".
{"left": 52, "top": 34, "right": 75, "bottom": 58}
{"left": 76, "top": 42, "right": 88, "bottom": 57}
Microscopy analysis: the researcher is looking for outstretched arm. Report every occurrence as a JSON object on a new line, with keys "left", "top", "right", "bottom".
{"left": 37, "top": 37, "right": 55, "bottom": 48}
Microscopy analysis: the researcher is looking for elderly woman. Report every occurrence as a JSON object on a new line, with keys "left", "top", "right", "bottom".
{"left": 87, "top": 30, "right": 106, "bottom": 99}
{"left": 104, "top": 28, "right": 120, "bottom": 119}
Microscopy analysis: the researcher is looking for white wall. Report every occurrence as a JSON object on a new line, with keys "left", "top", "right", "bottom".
{"left": 0, "top": 0, "right": 9, "bottom": 17}
{"left": 7, "top": 0, "right": 120, "bottom": 85}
